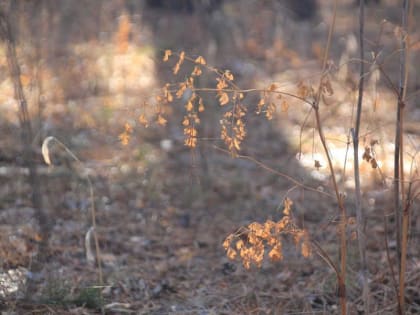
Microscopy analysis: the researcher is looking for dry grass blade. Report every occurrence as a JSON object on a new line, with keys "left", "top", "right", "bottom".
{"left": 85, "top": 226, "right": 96, "bottom": 265}
{"left": 40, "top": 136, "right": 103, "bottom": 286}
{"left": 41, "top": 136, "right": 55, "bottom": 166}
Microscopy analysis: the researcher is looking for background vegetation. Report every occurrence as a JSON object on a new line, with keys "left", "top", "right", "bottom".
{"left": 0, "top": 0, "right": 419, "bottom": 314}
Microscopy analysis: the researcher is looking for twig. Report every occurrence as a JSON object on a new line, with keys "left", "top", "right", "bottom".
{"left": 311, "top": 240, "right": 340, "bottom": 278}
{"left": 213, "top": 145, "right": 334, "bottom": 199}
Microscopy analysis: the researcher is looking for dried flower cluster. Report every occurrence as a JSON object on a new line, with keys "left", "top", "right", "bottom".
{"left": 182, "top": 92, "right": 204, "bottom": 148}
{"left": 362, "top": 139, "right": 380, "bottom": 169}
{"left": 118, "top": 122, "right": 133, "bottom": 145}
{"left": 119, "top": 50, "right": 292, "bottom": 157}
{"left": 256, "top": 84, "right": 281, "bottom": 120}
{"left": 296, "top": 81, "right": 314, "bottom": 99}
{"left": 223, "top": 198, "right": 311, "bottom": 269}
{"left": 163, "top": 50, "right": 248, "bottom": 154}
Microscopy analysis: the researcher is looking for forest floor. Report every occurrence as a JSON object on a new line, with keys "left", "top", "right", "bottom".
{"left": 1, "top": 0, "right": 420, "bottom": 314}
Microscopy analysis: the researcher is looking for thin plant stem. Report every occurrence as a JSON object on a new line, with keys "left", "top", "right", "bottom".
{"left": 352, "top": 0, "right": 369, "bottom": 313}
{"left": 213, "top": 146, "right": 334, "bottom": 199}
{"left": 312, "top": 1, "right": 347, "bottom": 314}
{"left": 398, "top": 0, "right": 412, "bottom": 313}
{"left": 384, "top": 214, "right": 399, "bottom": 300}
{"left": 394, "top": 2, "right": 408, "bottom": 282}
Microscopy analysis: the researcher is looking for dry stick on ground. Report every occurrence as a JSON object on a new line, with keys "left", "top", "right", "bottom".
{"left": 351, "top": 0, "right": 369, "bottom": 313}
{"left": 311, "top": 1, "right": 347, "bottom": 314}
{"left": 0, "top": 8, "right": 51, "bottom": 297}
{"left": 398, "top": 0, "right": 413, "bottom": 313}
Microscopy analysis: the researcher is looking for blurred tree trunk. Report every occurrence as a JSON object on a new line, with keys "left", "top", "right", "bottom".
{"left": 0, "top": 4, "right": 51, "bottom": 299}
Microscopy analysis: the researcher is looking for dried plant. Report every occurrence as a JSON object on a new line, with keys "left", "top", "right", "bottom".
{"left": 115, "top": 2, "right": 420, "bottom": 314}
{"left": 223, "top": 198, "right": 312, "bottom": 270}
{"left": 42, "top": 136, "right": 103, "bottom": 287}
